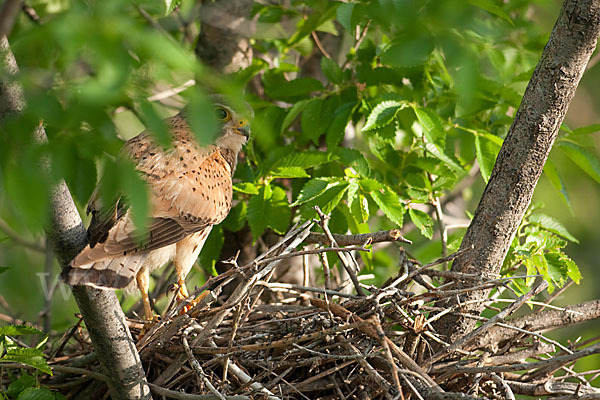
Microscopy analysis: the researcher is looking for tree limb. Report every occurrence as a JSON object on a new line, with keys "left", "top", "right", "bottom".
{"left": 433, "top": 0, "right": 600, "bottom": 343}
{"left": 0, "top": 36, "right": 152, "bottom": 400}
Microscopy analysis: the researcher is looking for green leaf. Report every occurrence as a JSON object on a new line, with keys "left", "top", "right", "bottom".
{"left": 16, "top": 387, "right": 56, "bottom": 400}
{"left": 164, "top": 0, "right": 182, "bottom": 15}
{"left": 233, "top": 182, "right": 259, "bottom": 194}
{"left": 528, "top": 214, "right": 578, "bottom": 243}
{"left": 336, "top": 2, "right": 355, "bottom": 32}
{"left": 1, "top": 348, "right": 51, "bottom": 375}
{"left": 409, "top": 208, "right": 434, "bottom": 239}
{"left": 0, "top": 266, "right": 8, "bottom": 275}
{"left": 278, "top": 151, "right": 333, "bottom": 169}
{"left": 0, "top": 325, "right": 44, "bottom": 336}
{"left": 413, "top": 106, "right": 445, "bottom": 146}
{"left": 247, "top": 185, "right": 271, "bottom": 238}
{"left": 281, "top": 99, "right": 310, "bottom": 133}
{"left": 270, "top": 166, "right": 310, "bottom": 178}
{"left": 424, "top": 142, "right": 464, "bottom": 173}
{"left": 335, "top": 148, "right": 370, "bottom": 177}
{"left": 326, "top": 102, "right": 355, "bottom": 147}
{"left": 301, "top": 98, "right": 326, "bottom": 145}
{"left": 564, "top": 256, "right": 582, "bottom": 284}
{"left": 269, "top": 186, "right": 291, "bottom": 234}
{"left": 363, "top": 100, "right": 409, "bottom": 131}
{"left": 292, "top": 178, "right": 332, "bottom": 206}
{"left": 6, "top": 373, "right": 37, "bottom": 397}
{"left": 469, "top": 0, "right": 513, "bottom": 24}
{"left": 380, "top": 36, "right": 434, "bottom": 68}
{"left": 321, "top": 57, "right": 344, "bottom": 84}
{"left": 223, "top": 201, "right": 247, "bottom": 232}
{"left": 572, "top": 123, "right": 600, "bottom": 135}
{"left": 266, "top": 77, "right": 324, "bottom": 100}
{"left": 369, "top": 187, "right": 405, "bottom": 227}
{"left": 138, "top": 100, "right": 170, "bottom": 147}
{"left": 543, "top": 160, "right": 572, "bottom": 212}
{"left": 558, "top": 141, "right": 600, "bottom": 184}
{"left": 475, "top": 133, "right": 500, "bottom": 183}
{"left": 198, "top": 226, "right": 224, "bottom": 274}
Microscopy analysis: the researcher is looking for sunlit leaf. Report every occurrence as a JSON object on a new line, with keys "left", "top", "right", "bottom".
{"left": 363, "top": 100, "right": 409, "bottom": 131}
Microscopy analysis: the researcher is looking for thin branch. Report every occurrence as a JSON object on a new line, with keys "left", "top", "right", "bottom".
{"left": 0, "top": 217, "right": 45, "bottom": 252}
{"left": 304, "top": 229, "right": 411, "bottom": 246}
{"left": 0, "top": 0, "right": 23, "bottom": 39}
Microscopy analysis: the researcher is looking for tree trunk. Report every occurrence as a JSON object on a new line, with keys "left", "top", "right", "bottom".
{"left": 0, "top": 36, "right": 152, "bottom": 400}
{"left": 433, "top": 0, "right": 600, "bottom": 343}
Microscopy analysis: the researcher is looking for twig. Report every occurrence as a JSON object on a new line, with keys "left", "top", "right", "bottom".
{"left": 305, "top": 229, "right": 411, "bottom": 246}
{"left": 0, "top": 217, "right": 45, "bottom": 252}
{"left": 21, "top": 3, "right": 40, "bottom": 24}
{"left": 373, "top": 314, "right": 402, "bottom": 393}
{"left": 257, "top": 282, "right": 360, "bottom": 299}
{"left": 148, "top": 383, "right": 250, "bottom": 400}
{"left": 431, "top": 196, "right": 448, "bottom": 269}
{"left": 311, "top": 31, "right": 331, "bottom": 59}
{"left": 485, "top": 373, "right": 515, "bottom": 400}
{"left": 182, "top": 327, "right": 226, "bottom": 400}
{"left": 314, "top": 206, "right": 366, "bottom": 296}
{"left": 255, "top": 245, "right": 370, "bottom": 266}
{"left": 425, "top": 280, "right": 548, "bottom": 367}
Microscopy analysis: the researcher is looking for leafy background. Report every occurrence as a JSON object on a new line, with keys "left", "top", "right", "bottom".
{"left": 1, "top": 0, "right": 600, "bottom": 389}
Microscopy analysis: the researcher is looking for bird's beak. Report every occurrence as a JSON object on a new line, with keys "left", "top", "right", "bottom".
{"left": 235, "top": 119, "right": 250, "bottom": 138}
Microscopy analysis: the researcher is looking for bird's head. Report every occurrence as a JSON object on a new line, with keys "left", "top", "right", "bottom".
{"left": 213, "top": 97, "right": 251, "bottom": 155}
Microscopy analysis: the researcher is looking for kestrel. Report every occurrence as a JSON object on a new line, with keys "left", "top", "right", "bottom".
{"left": 63, "top": 98, "right": 250, "bottom": 320}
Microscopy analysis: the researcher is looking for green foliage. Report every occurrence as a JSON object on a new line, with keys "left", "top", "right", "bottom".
{"left": 0, "top": 0, "right": 596, "bottom": 341}
{"left": 0, "top": 325, "right": 51, "bottom": 375}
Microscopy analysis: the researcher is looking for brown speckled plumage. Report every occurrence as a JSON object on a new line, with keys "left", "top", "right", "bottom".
{"left": 63, "top": 102, "right": 249, "bottom": 319}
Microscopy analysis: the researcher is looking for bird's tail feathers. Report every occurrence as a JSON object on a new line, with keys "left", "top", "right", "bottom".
{"left": 62, "top": 253, "right": 148, "bottom": 289}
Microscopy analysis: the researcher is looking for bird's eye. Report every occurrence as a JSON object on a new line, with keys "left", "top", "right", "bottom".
{"left": 215, "top": 107, "right": 230, "bottom": 121}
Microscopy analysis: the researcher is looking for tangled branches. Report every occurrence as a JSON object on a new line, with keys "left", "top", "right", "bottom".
{"left": 32, "top": 217, "right": 600, "bottom": 399}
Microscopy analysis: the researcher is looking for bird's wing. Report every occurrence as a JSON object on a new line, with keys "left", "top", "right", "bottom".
{"left": 70, "top": 115, "right": 234, "bottom": 268}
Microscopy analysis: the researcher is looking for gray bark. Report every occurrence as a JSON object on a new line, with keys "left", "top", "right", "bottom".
{"left": 0, "top": 36, "right": 152, "bottom": 400}
{"left": 433, "top": 0, "right": 600, "bottom": 343}
{"left": 195, "top": 0, "right": 253, "bottom": 72}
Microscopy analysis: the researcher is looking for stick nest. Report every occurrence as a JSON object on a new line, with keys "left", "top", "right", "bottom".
{"left": 43, "top": 221, "right": 600, "bottom": 399}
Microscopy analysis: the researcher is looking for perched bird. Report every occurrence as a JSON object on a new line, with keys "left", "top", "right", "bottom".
{"left": 63, "top": 98, "right": 250, "bottom": 320}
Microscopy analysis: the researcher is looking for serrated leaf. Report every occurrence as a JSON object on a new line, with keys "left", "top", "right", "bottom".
{"left": 1, "top": 348, "right": 51, "bottom": 375}
{"left": 269, "top": 186, "right": 291, "bottom": 234}
{"left": 281, "top": 99, "right": 310, "bottom": 133}
{"left": 363, "top": 100, "right": 409, "bottom": 131}
{"left": 0, "top": 325, "right": 44, "bottom": 336}
{"left": 475, "top": 133, "right": 499, "bottom": 183}
{"left": 409, "top": 208, "right": 433, "bottom": 239}
{"left": 413, "top": 106, "right": 445, "bottom": 146}
{"left": 424, "top": 142, "right": 464, "bottom": 173}
{"left": 292, "top": 178, "right": 332, "bottom": 206}
{"left": 543, "top": 160, "right": 572, "bottom": 212}
{"left": 528, "top": 213, "right": 578, "bottom": 243}
{"left": 558, "top": 141, "right": 600, "bottom": 184}
{"left": 370, "top": 187, "right": 405, "bottom": 227}
{"left": 233, "top": 182, "right": 259, "bottom": 194}
{"left": 321, "top": 57, "right": 344, "bottom": 84}
{"left": 270, "top": 166, "right": 310, "bottom": 178}
{"left": 564, "top": 256, "right": 582, "bottom": 284}
{"left": 335, "top": 147, "right": 370, "bottom": 177}
{"left": 278, "top": 151, "right": 333, "bottom": 169}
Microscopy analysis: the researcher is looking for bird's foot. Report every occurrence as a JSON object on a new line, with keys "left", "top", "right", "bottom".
{"left": 175, "top": 285, "right": 209, "bottom": 315}
{"left": 138, "top": 314, "right": 161, "bottom": 338}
